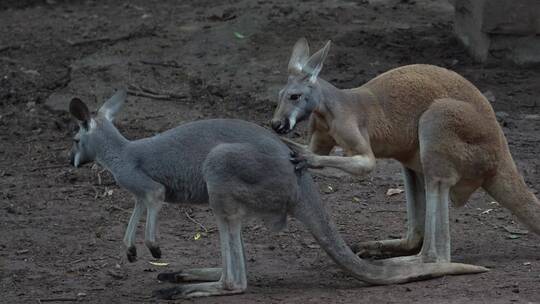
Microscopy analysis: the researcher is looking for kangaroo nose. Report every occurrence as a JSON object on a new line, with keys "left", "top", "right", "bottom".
{"left": 271, "top": 119, "right": 290, "bottom": 134}
{"left": 271, "top": 119, "right": 282, "bottom": 131}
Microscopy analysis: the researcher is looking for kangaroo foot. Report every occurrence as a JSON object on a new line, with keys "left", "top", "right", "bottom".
{"left": 148, "top": 246, "right": 162, "bottom": 259}
{"left": 354, "top": 237, "right": 422, "bottom": 259}
{"left": 158, "top": 268, "right": 222, "bottom": 283}
{"left": 152, "top": 281, "right": 243, "bottom": 299}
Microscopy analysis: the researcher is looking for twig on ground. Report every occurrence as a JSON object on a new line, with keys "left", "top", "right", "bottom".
{"left": 93, "top": 186, "right": 100, "bottom": 200}
{"left": 65, "top": 36, "right": 112, "bottom": 46}
{"left": 385, "top": 42, "right": 407, "bottom": 48}
{"left": 31, "top": 164, "right": 66, "bottom": 172}
{"left": 65, "top": 25, "right": 156, "bottom": 47}
{"left": 96, "top": 168, "right": 107, "bottom": 185}
{"left": 0, "top": 45, "right": 20, "bottom": 52}
{"left": 127, "top": 89, "right": 171, "bottom": 100}
{"left": 68, "top": 258, "right": 85, "bottom": 265}
{"left": 127, "top": 83, "right": 187, "bottom": 100}
{"left": 109, "top": 204, "right": 130, "bottom": 213}
{"left": 140, "top": 60, "right": 182, "bottom": 69}
{"left": 37, "top": 297, "right": 78, "bottom": 303}
{"left": 369, "top": 209, "right": 405, "bottom": 213}
{"left": 184, "top": 211, "right": 208, "bottom": 233}
{"left": 0, "top": 56, "right": 19, "bottom": 64}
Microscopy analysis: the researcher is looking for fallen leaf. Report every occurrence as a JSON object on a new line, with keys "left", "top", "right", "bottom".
{"left": 352, "top": 196, "right": 361, "bottom": 203}
{"left": 149, "top": 261, "right": 169, "bottom": 266}
{"left": 107, "top": 269, "right": 125, "bottom": 279}
{"left": 233, "top": 31, "right": 245, "bottom": 39}
{"left": 20, "top": 68, "right": 40, "bottom": 76}
{"left": 16, "top": 249, "right": 29, "bottom": 255}
{"left": 503, "top": 225, "right": 528, "bottom": 235}
{"left": 507, "top": 234, "right": 521, "bottom": 240}
{"left": 483, "top": 90, "right": 496, "bottom": 102}
{"left": 323, "top": 185, "right": 337, "bottom": 194}
{"left": 386, "top": 188, "right": 404, "bottom": 196}
{"left": 194, "top": 232, "right": 201, "bottom": 240}
{"left": 480, "top": 209, "right": 493, "bottom": 215}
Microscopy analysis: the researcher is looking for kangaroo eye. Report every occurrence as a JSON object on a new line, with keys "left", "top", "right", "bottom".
{"left": 73, "top": 139, "right": 80, "bottom": 144}
{"left": 290, "top": 94, "right": 301, "bottom": 101}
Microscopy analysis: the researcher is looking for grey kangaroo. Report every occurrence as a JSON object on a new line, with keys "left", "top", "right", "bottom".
{"left": 68, "top": 90, "right": 486, "bottom": 299}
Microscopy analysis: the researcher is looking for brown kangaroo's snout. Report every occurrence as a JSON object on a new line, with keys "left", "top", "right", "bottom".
{"left": 271, "top": 118, "right": 291, "bottom": 134}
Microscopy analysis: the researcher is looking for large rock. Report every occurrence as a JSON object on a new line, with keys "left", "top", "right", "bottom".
{"left": 454, "top": 0, "right": 540, "bottom": 64}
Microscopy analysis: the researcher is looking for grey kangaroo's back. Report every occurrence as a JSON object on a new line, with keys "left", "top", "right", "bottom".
{"left": 128, "top": 119, "right": 298, "bottom": 205}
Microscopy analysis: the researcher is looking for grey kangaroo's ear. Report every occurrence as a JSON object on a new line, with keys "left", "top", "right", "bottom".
{"left": 69, "top": 98, "right": 91, "bottom": 126}
{"left": 288, "top": 37, "right": 310, "bottom": 73}
{"left": 98, "top": 89, "right": 127, "bottom": 121}
{"left": 302, "top": 40, "right": 331, "bottom": 82}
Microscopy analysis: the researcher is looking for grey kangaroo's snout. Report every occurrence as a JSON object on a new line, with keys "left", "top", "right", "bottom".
{"left": 271, "top": 118, "right": 291, "bottom": 134}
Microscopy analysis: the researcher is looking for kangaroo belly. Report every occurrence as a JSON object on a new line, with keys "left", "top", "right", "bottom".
{"left": 162, "top": 176, "right": 209, "bottom": 205}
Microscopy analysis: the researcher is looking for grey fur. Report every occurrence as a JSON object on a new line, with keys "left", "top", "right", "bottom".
{"left": 69, "top": 92, "right": 487, "bottom": 299}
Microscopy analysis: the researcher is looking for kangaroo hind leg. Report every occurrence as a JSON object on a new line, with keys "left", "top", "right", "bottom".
{"left": 376, "top": 98, "right": 492, "bottom": 268}
{"left": 153, "top": 214, "right": 246, "bottom": 299}
{"left": 356, "top": 167, "right": 425, "bottom": 258}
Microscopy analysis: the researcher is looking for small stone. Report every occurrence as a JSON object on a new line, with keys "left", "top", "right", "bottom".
{"left": 503, "top": 225, "right": 528, "bottom": 235}
{"left": 386, "top": 188, "right": 404, "bottom": 196}
{"left": 495, "top": 111, "right": 509, "bottom": 120}
{"left": 5, "top": 205, "right": 16, "bottom": 214}
{"left": 483, "top": 90, "right": 496, "bottom": 102}
{"left": 107, "top": 269, "right": 125, "bottom": 279}
{"left": 323, "top": 185, "right": 336, "bottom": 194}
{"left": 523, "top": 114, "right": 540, "bottom": 120}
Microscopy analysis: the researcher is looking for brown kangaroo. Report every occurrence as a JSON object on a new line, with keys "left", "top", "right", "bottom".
{"left": 271, "top": 38, "right": 540, "bottom": 268}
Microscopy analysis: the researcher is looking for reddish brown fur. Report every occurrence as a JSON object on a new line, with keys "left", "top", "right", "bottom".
{"left": 310, "top": 64, "right": 540, "bottom": 233}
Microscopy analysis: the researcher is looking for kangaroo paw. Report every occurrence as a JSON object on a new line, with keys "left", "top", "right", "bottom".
{"left": 126, "top": 246, "right": 137, "bottom": 263}
{"left": 149, "top": 246, "right": 162, "bottom": 259}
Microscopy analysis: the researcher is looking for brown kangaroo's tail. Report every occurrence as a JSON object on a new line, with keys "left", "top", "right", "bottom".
{"left": 483, "top": 152, "right": 540, "bottom": 235}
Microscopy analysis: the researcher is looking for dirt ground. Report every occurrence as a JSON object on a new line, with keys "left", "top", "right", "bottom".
{"left": 1, "top": 0, "right": 540, "bottom": 303}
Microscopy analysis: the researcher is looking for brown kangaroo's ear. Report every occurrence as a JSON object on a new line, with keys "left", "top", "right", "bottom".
{"left": 69, "top": 98, "right": 91, "bottom": 125}
{"left": 288, "top": 37, "right": 310, "bottom": 73}
{"left": 302, "top": 40, "right": 331, "bottom": 82}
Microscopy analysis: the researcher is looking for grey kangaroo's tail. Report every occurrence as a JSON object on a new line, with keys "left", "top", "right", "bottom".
{"left": 292, "top": 171, "right": 487, "bottom": 285}
{"left": 483, "top": 152, "right": 540, "bottom": 235}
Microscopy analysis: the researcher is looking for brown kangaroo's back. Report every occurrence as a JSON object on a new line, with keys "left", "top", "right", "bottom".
{"left": 360, "top": 64, "right": 497, "bottom": 160}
